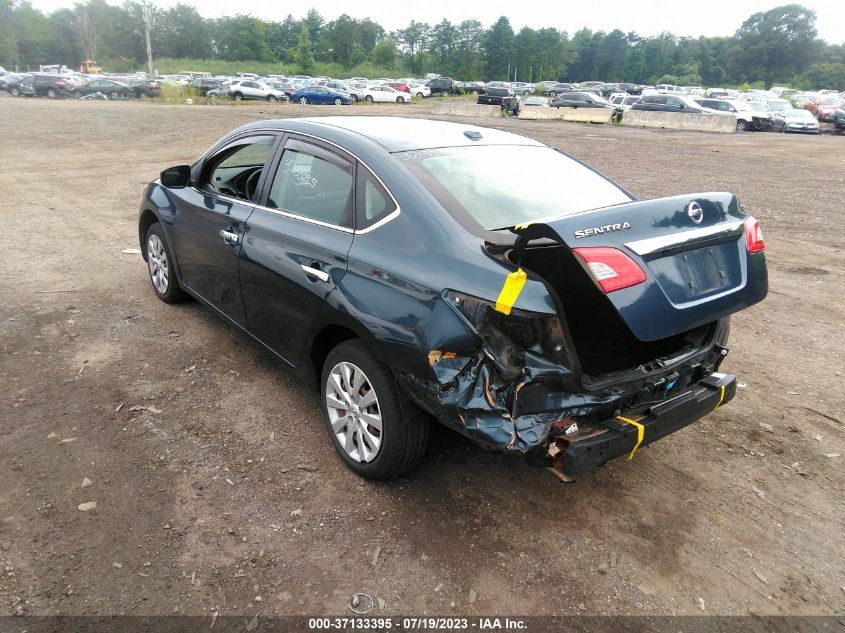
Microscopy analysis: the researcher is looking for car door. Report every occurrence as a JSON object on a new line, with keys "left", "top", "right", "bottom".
{"left": 666, "top": 96, "right": 695, "bottom": 113}
{"left": 239, "top": 81, "right": 258, "bottom": 99}
{"left": 238, "top": 135, "right": 356, "bottom": 364}
{"left": 172, "top": 133, "right": 280, "bottom": 326}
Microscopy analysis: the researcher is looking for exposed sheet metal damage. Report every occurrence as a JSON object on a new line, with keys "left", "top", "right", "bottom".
{"left": 398, "top": 301, "right": 729, "bottom": 469}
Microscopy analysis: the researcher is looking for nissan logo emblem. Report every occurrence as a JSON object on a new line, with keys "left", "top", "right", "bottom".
{"left": 687, "top": 202, "right": 704, "bottom": 224}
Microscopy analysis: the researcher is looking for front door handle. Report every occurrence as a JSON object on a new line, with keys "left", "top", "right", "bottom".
{"left": 300, "top": 264, "right": 329, "bottom": 282}
{"left": 220, "top": 228, "right": 239, "bottom": 244}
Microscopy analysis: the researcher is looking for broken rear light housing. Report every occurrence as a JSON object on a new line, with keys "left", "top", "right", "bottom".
{"left": 572, "top": 247, "right": 647, "bottom": 293}
{"left": 442, "top": 289, "right": 568, "bottom": 362}
{"left": 744, "top": 216, "right": 765, "bottom": 253}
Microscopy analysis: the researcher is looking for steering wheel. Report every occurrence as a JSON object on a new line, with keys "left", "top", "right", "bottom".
{"left": 244, "top": 169, "right": 261, "bottom": 201}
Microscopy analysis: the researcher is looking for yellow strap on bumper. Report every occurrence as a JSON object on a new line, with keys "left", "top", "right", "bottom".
{"left": 616, "top": 415, "right": 645, "bottom": 460}
{"left": 713, "top": 385, "right": 726, "bottom": 411}
{"left": 495, "top": 268, "right": 527, "bottom": 315}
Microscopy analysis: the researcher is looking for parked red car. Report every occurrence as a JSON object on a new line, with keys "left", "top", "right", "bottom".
{"left": 383, "top": 82, "right": 410, "bottom": 94}
{"left": 807, "top": 96, "right": 844, "bottom": 122}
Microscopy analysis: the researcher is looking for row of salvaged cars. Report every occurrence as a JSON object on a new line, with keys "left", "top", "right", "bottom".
{"left": 490, "top": 81, "right": 845, "bottom": 133}
{"left": 3, "top": 68, "right": 843, "bottom": 133}
{"left": 0, "top": 70, "right": 439, "bottom": 105}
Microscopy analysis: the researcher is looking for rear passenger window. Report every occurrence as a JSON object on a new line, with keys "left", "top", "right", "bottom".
{"left": 267, "top": 140, "right": 354, "bottom": 227}
{"left": 356, "top": 171, "right": 396, "bottom": 229}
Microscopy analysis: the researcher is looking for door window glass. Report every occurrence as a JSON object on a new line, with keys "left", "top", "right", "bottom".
{"left": 267, "top": 141, "right": 354, "bottom": 227}
{"left": 357, "top": 171, "right": 396, "bottom": 229}
{"left": 202, "top": 135, "right": 275, "bottom": 202}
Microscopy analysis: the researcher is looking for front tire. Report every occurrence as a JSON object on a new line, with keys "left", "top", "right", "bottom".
{"left": 145, "top": 223, "right": 187, "bottom": 304}
{"left": 320, "top": 340, "right": 430, "bottom": 479}
{"left": 267, "top": 95, "right": 277, "bottom": 102}
{"left": 396, "top": 96, "right": 404, "bottom": 103}
{"left": 9, "top": 86, "right": 21, "bottom": 97}
{"left": 47, "top": 88, "right": 58, "bottom": 98}
{"left": 416, "top": 92, "right": 423, "bottom": 98}
{"left": 736, "top": 119, "right": 748, "bottom": 132}
{"left": 334, "top": 97, "right": 342, "bottom": 105}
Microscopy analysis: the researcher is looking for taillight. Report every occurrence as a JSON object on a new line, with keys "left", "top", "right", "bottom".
{"left": 744, "top": 216, "right": 765, "bottom": 253}
{"left": 572, "top": 247, "right": 647, "bottom": 293}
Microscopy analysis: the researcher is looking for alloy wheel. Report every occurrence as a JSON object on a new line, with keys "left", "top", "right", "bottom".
{"left": 146, "top": 234, "right": 169, "bottom": 294}
{"left": 325, "top": 361, "right": 382, "bottom": 463}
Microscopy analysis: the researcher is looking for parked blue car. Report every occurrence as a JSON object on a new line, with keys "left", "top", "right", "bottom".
{"left": 139, "top": 117, "right": 767, "bottom": 480}
{"left": 292, "top": 85, "right": 352, "bottom": 105}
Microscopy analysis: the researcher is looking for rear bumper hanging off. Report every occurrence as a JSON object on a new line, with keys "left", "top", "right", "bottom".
{"left": 550, "top": 372, "right": 736, "bottom": 476}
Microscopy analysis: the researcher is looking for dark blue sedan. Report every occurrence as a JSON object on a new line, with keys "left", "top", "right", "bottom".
{"left": 138, "top": 117, "right": 767, "bottom": 480}
{"left": 292, "top": 85, "right": 352, "bottom": 105}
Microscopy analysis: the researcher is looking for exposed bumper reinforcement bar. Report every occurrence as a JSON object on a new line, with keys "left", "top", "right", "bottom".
{"left": 552, "top": 372, "right": 736, "bottom": 476}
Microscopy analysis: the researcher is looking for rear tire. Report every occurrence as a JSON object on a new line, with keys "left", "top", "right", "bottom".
{"left": 233, "top": 92, "right": 243, "bottom": 101}
{"left": 47, "top": 88, "right": 58, "bottom": 98}
{"left": 320, "top": 340, "right": 430, "bottom": 479}
{"left": 299, "top": 96, "right": 308, "bottom": 104}
{"left": 364, "top": 95, "right": 373, "bottom": 103}
{"left": 145, "top": 222, "right": 187, "bottom": 304}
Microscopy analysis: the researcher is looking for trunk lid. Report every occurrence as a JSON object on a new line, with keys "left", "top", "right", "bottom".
{"left": 516, "top": 192, "right": 768, "bottom": 341}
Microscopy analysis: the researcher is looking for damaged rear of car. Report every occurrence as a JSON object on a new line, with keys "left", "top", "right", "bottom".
{"left": 391, "top": 141, "right": 767, "bottom": 478}
{"left": 139, "top": 116, "right": 767, "bottom": 481}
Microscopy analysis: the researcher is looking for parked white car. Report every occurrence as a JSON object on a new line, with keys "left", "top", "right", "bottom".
{"left": 611, "top": 94, "right": 641, "bottom": 111}
{"left": 228, "top": 80, "right": 286, "bottom": 102}
{"left": 407, "top": 82, "right": 431, "bottom": 98}
{"left": 361, "top": 85, "right": 410, "bottom": 103}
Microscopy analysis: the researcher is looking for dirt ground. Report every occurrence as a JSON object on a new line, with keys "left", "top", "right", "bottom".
{"left": 1, "top": 96, "right": 843, "bottom": 620}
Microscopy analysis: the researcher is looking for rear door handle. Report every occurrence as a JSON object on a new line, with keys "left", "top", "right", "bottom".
{"left": 220, "top": 228, "right": 239, "bottom": 244}
{"left": 300, "top": 264, "right": 329, "bottom": 282}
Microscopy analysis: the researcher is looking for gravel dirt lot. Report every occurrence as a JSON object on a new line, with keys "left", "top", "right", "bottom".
{"left": 1, "top": 96, "right": 843, "bottom": 619}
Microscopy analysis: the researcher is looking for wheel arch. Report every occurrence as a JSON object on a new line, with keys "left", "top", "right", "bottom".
{"left": 306, "top": 316, "right": 385, "bottom": 391}
{"left": 138, "top": 207, "right": 160, "bottom": 260}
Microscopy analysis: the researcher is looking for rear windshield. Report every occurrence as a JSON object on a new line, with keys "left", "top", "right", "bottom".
{"left": 396, "top": 145, "right": 632, "bottom": 231}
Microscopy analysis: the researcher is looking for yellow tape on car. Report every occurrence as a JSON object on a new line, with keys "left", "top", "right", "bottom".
{"left": 616, "top": 415, "right": 645, "bottom": 460}
{"left": 713, "top": 385, "right": 725, "bottom": 410}
{"left": 495, "top": 268, "right": 527, "bottom": 315}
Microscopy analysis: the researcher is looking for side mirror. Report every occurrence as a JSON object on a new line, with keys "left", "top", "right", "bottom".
{"left": 160, "top": 164, "right": 191, "bottom": 188}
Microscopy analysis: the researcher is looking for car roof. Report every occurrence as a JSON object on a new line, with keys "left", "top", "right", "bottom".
{"left": 249, "top": 116, "right": 545, "bottom": 152}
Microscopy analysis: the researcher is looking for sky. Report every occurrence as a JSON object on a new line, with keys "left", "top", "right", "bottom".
{"left": 27, "top": 0, "right": 845, "bottom": 44}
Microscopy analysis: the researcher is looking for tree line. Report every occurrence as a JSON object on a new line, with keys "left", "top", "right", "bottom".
{"left": 1, "top": 0, "right": 844, "bottom": 88}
